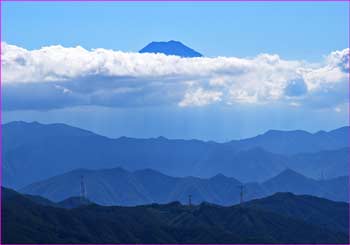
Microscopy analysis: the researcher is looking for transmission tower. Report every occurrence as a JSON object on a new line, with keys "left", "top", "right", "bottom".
{"left": 238, "top": 184, "right": 244, "bottom": 206}
{"left": 188, "top": 194, "right": 192, "bottom": 207}
{"left": 80, "top": 175, "right": 86, "bottom": 201}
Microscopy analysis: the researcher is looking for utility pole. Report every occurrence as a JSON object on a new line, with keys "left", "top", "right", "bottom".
{"left": 188, "top": 194, "right": 192, "bottom": 207}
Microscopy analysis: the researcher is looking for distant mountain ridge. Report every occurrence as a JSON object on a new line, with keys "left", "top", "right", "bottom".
{"left": 3, "top": 121, "right": 348, "bottom": 188}
{"left": 229, "top": 126, "right": 349, "bottom": 155}
{"left": 139, "top": 40, "right": 203, "bottom": 57}
{"left": 20, "top": 167, "right": 348, "bottom": 206}
{"left": 22, "top": 192, "right": 91, "bottom": 209}
{"left": 3, "top": 187, "right": 348, "bottom": 244}
{"left": 20, "top": 167, "right": 241, "bottom": 206}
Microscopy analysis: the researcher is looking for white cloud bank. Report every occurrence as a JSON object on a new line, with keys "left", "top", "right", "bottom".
{"left": 2, "top": 42, "right": 349, "bottom": 110}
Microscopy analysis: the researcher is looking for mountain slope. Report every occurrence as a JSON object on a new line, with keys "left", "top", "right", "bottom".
{"left": 261, "top": 169, "right": 348, "bottom": 202}
{"left": 262, "top": 169, "right": 320, "bottom": 194}
{"left": 286, "top": 147, "right": 349, "bottom": 179}
{"left": 57, "top": 197, "right": 92, "bottom": 209}
{"left": 2, "top": 188, "right": 348, "bottom": 244}
{"left": 196, "top": 147, "right": 287, "bottom": 182}
{"left": 22, "top": 191, "right": 91, "bottom": 209}
{"left": 139, "top": 40, "right": 202, "bottom": 57}
{"left": 245, "top": 192, "right": 349, "bottom": 234}
{"left": 20, "top": 167, "right": 348, "bottom": 206}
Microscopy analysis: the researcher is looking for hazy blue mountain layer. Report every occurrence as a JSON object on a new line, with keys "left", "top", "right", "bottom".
{"left": 229, "top": 126, "right": 349, "bottom": 155}
{"left": 20, "top": 167, "right": 348, "bottom": 206}
{"left": 3, "top": 121, "right": 348, "bottom": 188}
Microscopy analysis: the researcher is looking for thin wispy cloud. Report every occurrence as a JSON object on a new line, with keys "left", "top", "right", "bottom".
{"left": 2, "top": 42, "right": 348, "bottom": 110}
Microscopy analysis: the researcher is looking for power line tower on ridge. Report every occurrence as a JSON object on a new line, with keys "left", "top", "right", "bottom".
{"left": 188, "top": 194, "right": 192, "bottom": 207}
{"left": 238, "top": 184, "right": 244, "bottom": 206}
{"left": 80, "top": 175, "right": 87, "bottom": 201}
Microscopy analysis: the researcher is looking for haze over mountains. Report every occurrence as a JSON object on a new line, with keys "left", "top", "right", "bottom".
{"left": 20, "top": 167, "right": 348, "bottom": 206}
{"left": 3, "top": 187, "right": 348, "bottom": 244}
{"left": 2, "top": 73, "right": 348, "bottom": 242}
{"left": 3, "top": 121, "right": 348, "bottom": 189}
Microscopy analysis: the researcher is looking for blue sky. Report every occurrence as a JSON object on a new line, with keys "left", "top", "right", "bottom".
{"left": 3, "top": 2, "right": 348, "bottom": 60}
{"left": 2, "top": 2, "right": 349, "bottom": 141}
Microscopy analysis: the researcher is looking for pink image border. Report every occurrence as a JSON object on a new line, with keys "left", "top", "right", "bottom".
{"left": 0, "top": 0, "right": 348, "bottom": 245}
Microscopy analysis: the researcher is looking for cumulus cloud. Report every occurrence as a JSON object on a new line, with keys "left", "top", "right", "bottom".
{"left": 179, "top": 88, "right": 222, "bottom": 107}
{"left": 1, "top": 42, "right": 349, "bottom": 110}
